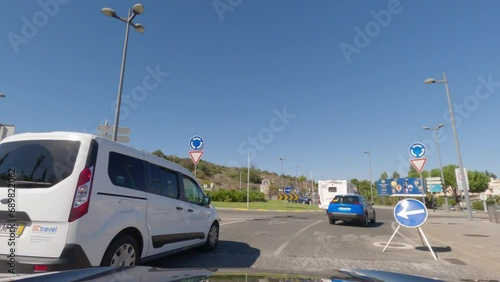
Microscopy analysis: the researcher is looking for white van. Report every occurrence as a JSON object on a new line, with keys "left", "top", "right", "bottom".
{"left": 0, "top": 132, "right": 220, "bottom": 273}
{"left": 318, "top": 180, "right": 358, "bottom": 210}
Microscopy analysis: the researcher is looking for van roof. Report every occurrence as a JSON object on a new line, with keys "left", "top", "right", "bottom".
{"left": 1, "top": 131, "right": 193, "bottom": 177}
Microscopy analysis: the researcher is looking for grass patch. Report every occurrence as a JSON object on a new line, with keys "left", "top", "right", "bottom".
{"left": 212, "top": 200, "right": 321, "bottom": 211}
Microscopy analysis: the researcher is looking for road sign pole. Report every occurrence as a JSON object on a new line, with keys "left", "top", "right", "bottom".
{"left": 434, "top": 130, "right": 449, "bottom": 212}
{"left": 383, "top": 225, "right": 400, "bottom": 252}
{"left": 417, "top": 227, "right": 437, "bottom": 260}
{"left": 420, "top": 173, "right": 425, "bottom": 204}
{"left": 194, "top": 164, "right": 197, "bottom": 178}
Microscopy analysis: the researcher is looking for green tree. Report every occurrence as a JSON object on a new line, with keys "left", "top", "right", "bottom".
{"left": 442, "top": 164, "right": 460, "bottom": 204}
{"left": 468, "top": 170, "right": 490, "bottom": 193}
{"left": 392, "top": 171, "right": 400, "bottom": 179}
{"left": 380, "top": 171, "right": 388, "bottom": 179}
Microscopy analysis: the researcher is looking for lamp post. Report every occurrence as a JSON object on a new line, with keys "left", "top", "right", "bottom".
{"left": 101, "top": 4, "right": 145, "bottom": 142}
{"left": 247, "top": 153, "right": 250, "bottom": 208}
{"left": 279, "top": 157, "right": 286, "bottom": 191}
{"left": 424, "top": 72, "right": 473, "bottom": 220}
{"left": 423, "top": 123, "right": 449, "bottom": 212}
{"left": 363, "top": 151, "right": 374, "bottom": 203}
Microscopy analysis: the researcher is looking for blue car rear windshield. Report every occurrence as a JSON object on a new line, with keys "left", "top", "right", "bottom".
{"left": 332, "top": 196, "right": 359, "bottom": 203}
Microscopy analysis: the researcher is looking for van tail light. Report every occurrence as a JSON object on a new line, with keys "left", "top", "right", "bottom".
{"left": 69, "top": 167, "right": 94, "bottom": 222}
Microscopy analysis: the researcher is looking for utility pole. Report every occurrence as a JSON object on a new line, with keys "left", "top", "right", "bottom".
{"left": 279, "top": 157, "right": 286, "bottom": 192}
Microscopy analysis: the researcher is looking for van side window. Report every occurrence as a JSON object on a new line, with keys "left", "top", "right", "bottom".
{"left": 160, "top": 168, "right": 179, "bottom": 199}
{"left": 108, "top": 152, "right": 145, "bottom": 191}
{"left": 182, "top": 177, "right": 204, "bottom": 205}
{"left": 147, "top": 164, "right": 179, "bottom": 198}
{"left": 328, "top": 187, "right": 337, "bottom": 192}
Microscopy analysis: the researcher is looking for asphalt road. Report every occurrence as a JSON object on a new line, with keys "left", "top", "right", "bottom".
{"left": 148, "top": 208, "right": 498, "bottom": 281}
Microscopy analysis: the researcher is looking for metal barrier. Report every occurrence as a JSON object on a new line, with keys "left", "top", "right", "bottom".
{"left": 487, "top": 204, "right": 500, "bottom": 223}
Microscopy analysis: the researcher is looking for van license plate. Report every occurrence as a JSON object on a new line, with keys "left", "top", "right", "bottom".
{"left": 0, "top": 223, "right": 25, "bottom": 237}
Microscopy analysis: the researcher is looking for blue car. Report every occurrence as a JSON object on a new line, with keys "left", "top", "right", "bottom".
{"left": 327, "top": 194, "right": 376, "bottom": 226}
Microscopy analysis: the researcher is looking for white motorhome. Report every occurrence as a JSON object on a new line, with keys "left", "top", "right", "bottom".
{"left": 0, "top": 132, "right": 219, "bottom": 273}
{"left": 318, "top": 180, "right": 358, "bottom": 210}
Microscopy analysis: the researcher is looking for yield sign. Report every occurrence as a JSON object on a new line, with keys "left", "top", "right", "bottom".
{"left": 410, "top": 158, "right": 427, "bottom": 173}
{"left": 189, "top": 150, "right": 203, "bottom": 165}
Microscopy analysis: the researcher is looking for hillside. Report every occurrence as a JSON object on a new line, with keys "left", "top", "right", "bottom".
{"left": 151, "top": 150, "right": 314, "bottom": 194}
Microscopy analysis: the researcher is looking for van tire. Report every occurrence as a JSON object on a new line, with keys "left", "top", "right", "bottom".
{"left": 203, "top": 222, "right": 219, "bottom": 251}
{"left": 101, "top": 235, "right": 139, "bottom": 267}
{"left": 329, "top": 218, "right": 336, "bottom": 225}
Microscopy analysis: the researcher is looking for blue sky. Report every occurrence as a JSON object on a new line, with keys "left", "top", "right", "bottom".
{"left": 1, "top": 0, "right": 499, "bottom": 182}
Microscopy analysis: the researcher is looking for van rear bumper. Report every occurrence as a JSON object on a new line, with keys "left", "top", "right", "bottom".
{"left": 0, "top": 244, "right": 92, "bottom": 274}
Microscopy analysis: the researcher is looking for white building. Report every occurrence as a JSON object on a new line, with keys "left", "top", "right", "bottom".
{"left": 487, "top": 178, "right": 500, "bottom": 196}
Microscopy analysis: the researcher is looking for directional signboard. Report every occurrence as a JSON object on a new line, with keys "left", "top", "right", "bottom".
{"left": 394, "top": 199, "right": 428, "bottom": 228}
{"left": 429, "top": 184, "right": 443, "bottom": 193}
{"left": 409, "top": 143, "right": 426, "bottom": 158}
{"left": 426, "top": 177, "right": 442, "bottom": 185}
{"left": 377, "top": 178, "right": 425, "bottom": 196}
{"left": 278, "top": 194, "right": 299, "bottom": 201}
{"left": 190, "top": 136, "right": 204, "bottom": 151}
{"left": 97, "top": 124, "right": 131, "bottom": 135}
{"left": 97, "top": 134, "right": 130, "bottom": 143}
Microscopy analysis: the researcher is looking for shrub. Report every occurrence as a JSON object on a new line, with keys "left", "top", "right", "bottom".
{"left": 472, "top": 201, "right": 484, "bottom": 211}
{"left": 206, "top": 189, "right": 267, "bottom": 202}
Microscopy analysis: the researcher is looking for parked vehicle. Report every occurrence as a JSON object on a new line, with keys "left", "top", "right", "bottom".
{"left": 0, "top": 132, "right": 219, "bottom": 273}
{"left": 318, "top": 180, "right": 357, "bottom": 210}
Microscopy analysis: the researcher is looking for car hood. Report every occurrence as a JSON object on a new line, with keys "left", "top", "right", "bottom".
{"left": 0, "top": 266, "right": 447, "bottom": 282}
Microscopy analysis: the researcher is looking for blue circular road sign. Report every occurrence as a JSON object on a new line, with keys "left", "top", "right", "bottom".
{"left": 284, "top": 187, "right": 292, "bottom": 195}
{"left": 409, "top": 142, "right": 426, "bottom": 158}
{"left": 394, "top": 198, "right": 428, "bottom": 228}
{"left": 190, "top": 136, "right": 204, "bottom": 150}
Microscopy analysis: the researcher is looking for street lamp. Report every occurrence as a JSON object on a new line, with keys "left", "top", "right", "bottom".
{"left": 101, "top": 3, "right": 145, "bottom": 142}
{"left": 423, "top": 124, "right": 448, "bottom": 212}
{"left": 247, "top": 153, "right": 250, "bottom": 208}
{"left": 424, "top": 72, "right": 473, "bottom": 220}
{"left": 279, "top": 157, "right": 286, "bottom": 191}
{"left": 363, "top": 151, "right": 374, "bottom": 203}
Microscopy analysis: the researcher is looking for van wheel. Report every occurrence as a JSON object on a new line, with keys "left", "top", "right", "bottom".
{"left": 203, "top": 223, "right": 219, "bottom": 251}
{"left": 329, "top": 218, "right": 336, "bottom": 225}
{"left": 101, "top": 235, "right": 139, "bottom": 267}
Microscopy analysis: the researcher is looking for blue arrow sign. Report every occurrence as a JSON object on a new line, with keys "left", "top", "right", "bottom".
{"left": 284, "top": 187, "right": 292, "bottom": 195}
{"left": 190, "top": 136, "right": 204, "bottom": 150}
{"left": 394, "top": 199, "right": 428, "bottom": 228}
{"left": 409, "top": 142, "right": 426, "bottom": 158}
{"left": 429, "top": 184, "right": 443, "bottom": 193}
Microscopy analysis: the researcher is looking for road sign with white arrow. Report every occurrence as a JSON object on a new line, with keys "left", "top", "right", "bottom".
{"left": 394, "top": 198, "right": 428, "bottom": 228}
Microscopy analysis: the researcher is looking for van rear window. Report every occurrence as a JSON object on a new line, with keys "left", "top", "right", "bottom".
{"left": 0, "top": 140, "right": 81, "bottom": 188}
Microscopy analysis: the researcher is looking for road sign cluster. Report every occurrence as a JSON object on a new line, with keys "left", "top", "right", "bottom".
{"left": 189, "top": 135, "right": 204, "bottom": 165}
{"left": 409, "top": 143, "right": 427, "bottom": 173}
{"left": 278, "top": 194, "right": 299, "bottom": 201}
{"left": 426, "top": 177, "right": 443, "bottom": 193}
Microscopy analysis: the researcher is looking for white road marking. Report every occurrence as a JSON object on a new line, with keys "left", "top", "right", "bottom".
{"left": 273, "top": 220, "right": 322, "bottom": 256}
{"left": 268, "top": 220, "right": 287, "bottom": 225}
{"left": 220, "top": 220, "right": 248, "bottom": 226}
{"left": 373, "top": 241, "right": 413, "bottom": 249}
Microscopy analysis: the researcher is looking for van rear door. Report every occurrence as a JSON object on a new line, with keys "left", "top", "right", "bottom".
{"left": 0, "top": 135, "right": 91, "bottom": 258}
